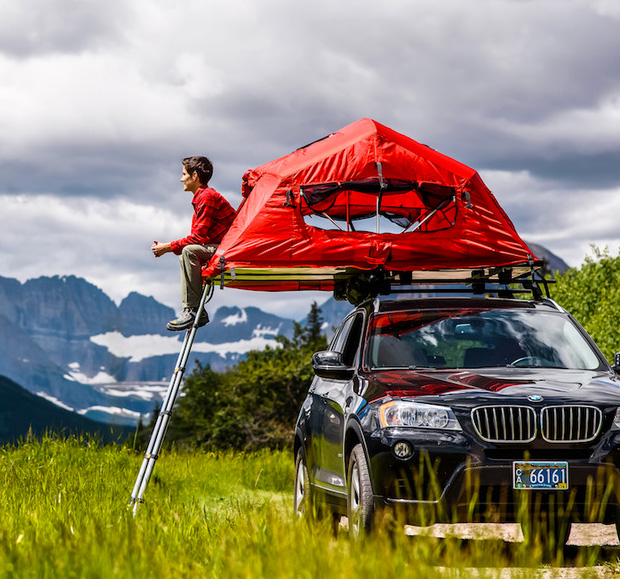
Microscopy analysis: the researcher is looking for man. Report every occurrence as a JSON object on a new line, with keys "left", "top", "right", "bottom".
{"left": 152, "top": 156, "right": 236, "bottom": 331}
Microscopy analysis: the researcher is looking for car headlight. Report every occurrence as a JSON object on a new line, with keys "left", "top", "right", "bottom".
{"left": 379, "top": 400, "right": 462, "bottom": 431}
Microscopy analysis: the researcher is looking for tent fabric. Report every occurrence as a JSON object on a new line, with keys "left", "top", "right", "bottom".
{"left": 202, "top": 118, "right": 538, "bottom": 291}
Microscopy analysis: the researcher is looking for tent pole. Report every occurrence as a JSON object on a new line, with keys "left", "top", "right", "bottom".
{"left": 401, "top": 197, "right": 453, "bottom": 234}
{"left": 346, "top": 189, "right": 350, "bottom": 232}
{"left": 376, "top": 162, "right": 385, "bottom": 234}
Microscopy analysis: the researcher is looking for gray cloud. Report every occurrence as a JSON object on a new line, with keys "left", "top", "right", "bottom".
{"left": 484, "top": 150, "right": 620, "bottom": 190}
{"left": 1, "top": 0, "right": 620, "bottom": 318}
{"left": 4, "top": 0, "right": 619, "bottom": 195}
{"left": 0, "top": 0, "right": 131, "bottom": 58}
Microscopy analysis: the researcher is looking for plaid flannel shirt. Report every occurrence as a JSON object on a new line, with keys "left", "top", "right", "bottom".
{"left": 170, "top": 187, "right": 236, "bottom": 255}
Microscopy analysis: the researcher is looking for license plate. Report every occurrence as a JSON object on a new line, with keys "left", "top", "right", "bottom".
{"left": 513, "top": 461, "right": 569, "bottom": 490}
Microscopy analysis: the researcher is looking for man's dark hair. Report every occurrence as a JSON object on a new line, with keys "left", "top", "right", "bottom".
{"left": 183, "top": 156, "right": 213, "bottom": 185}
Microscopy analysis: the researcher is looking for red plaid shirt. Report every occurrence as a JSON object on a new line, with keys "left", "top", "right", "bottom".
{"left": 170, "top": 187, "right": 237, "bottom": 255}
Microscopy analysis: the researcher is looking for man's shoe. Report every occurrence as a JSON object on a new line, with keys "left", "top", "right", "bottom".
{"left": 166, "top": 308, "right": 195, "bottom": 332}
{"left": 166, "top": 308, "right": 209, "bottom": 332}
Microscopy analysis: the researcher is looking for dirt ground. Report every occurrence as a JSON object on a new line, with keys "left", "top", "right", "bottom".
{"left": 405, "top": 523, "right": 620, "bottom": 577}
{"left": 405, "top": 522, "right": 619, "bottom": 546}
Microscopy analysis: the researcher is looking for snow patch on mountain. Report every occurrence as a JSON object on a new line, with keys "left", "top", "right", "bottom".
{"left": 65, "top": 362, "right": 118, "bottom": 384}
{"left": 252, "top": 324, "right": 281, "bottom": 339}
{"left": 77, "top": 406, "right": 144, "bottom": 420}
{"left": 100, "top": 383, "right": 168, "bottom": 401}
{"left": 222, "top": 308, "right": 248, "bottom": 326}
{"left": 90, "top": 331, "right": 280, "bottom": 363}
{"left": 37, "top": 392, "right": 74, "bottom": 412}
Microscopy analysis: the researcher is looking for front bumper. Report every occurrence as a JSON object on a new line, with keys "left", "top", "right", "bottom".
{"left": 367, "top": 428, "right": 620, "bottom": 525}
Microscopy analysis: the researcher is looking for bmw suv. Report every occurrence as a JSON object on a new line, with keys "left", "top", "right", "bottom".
{"left": 293, "top": 295, "right": 620, "bottom": 546}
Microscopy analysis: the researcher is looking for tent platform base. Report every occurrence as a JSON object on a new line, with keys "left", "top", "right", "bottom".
{"left": 208, "top": 261, "right": 548, "bottom": 305}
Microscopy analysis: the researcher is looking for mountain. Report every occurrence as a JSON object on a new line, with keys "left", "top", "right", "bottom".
{"left": 0, "top": 375, "right": 132, "bottom": 445}
{"left": 0, "top": 275, "right": 295, "bottom": 425}
{"left": 117, "top": 292, "right": 176, "bottom": 336}
{"left": 526, "top": 242, "right": 570, "bottom": 274}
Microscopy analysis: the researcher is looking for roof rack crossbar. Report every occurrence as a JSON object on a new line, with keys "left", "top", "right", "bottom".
{"left": 333, "top": 264, "right": 555, "bottom": 305}
{"left": 387, "top": 287, "right": 534, "bottom": 295}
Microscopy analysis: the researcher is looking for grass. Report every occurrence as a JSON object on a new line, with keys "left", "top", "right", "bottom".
{"left": 0, "top": 435, "right": 618, "bottom": 578}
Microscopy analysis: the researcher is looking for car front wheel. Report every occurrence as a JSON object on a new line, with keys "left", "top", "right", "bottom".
{"left": 347, "top": 444, "right": 375, "bottom": 537}
{"left": 294, "top": 448, "right": 311, "bottom": 519}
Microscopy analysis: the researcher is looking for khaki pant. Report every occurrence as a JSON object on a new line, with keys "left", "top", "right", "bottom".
{"left": 179, "top": 244, "right": 217, "bottom": 309}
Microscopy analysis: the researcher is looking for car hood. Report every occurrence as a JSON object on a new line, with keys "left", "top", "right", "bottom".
{"left": 362, "top": 368, "right": 620, "bottom": 406}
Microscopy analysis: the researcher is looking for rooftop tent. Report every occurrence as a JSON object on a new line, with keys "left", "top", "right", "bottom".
{"left": 203, "top": 118, "right": 539, "bottom": 292}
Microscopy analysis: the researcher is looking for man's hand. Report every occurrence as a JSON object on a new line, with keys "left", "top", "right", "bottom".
{"left": 151, "top": 241, "right": 172, "bottom": 258}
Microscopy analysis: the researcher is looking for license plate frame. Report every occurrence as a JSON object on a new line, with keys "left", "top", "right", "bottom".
{"left": 513, "top": 461, "right": 569, "bottom": 490}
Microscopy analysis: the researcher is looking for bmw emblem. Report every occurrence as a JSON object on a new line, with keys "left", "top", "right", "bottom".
{"left": 528, "top": 394, "right": 543, "bottom": 402}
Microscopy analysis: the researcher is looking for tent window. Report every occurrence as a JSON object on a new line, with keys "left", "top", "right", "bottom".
{"left": 300, "top": 179, "right": 456, "bottom": 234}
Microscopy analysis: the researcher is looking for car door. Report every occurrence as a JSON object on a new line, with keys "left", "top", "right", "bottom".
{"left": 312, "top": 311, "right": 365, "bottom": 494}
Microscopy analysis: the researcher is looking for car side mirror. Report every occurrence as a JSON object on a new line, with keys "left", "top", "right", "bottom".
{"left": 312, "top": 350, "right": 355, "bottom": 380}
{"left": 613, "top": 352, "right": 620, "bottom": 374}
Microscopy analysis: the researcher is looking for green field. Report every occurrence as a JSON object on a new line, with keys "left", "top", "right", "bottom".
{"left": 0, "top": 436, "right": 618, "bottom": 578}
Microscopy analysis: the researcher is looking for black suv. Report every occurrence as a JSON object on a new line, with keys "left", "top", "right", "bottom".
{"left": 293, "top": 296, "right": 620, "bottom": 545}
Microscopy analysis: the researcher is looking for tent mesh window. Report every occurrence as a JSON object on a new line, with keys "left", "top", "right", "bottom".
{"left": 300, "top": 179, "right": 457, "bottom": 234}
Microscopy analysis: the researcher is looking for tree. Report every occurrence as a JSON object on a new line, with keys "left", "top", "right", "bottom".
{"left": 303, "top": 301, "right": 324, "bottom": 346}
{"left": 165, "top": 363, "right": 240, "bottom": 448}
{"left": 291, "top": 300, "right": 324, "bottom": 350}
{"left": 552, "top": 246, "right": 620, "bottom": 362}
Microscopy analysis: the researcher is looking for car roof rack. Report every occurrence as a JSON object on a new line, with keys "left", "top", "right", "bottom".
{"left": 333, "top": 261, "right": 553, "bottom": 306}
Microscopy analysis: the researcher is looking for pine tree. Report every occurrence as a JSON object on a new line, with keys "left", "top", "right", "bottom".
{"left": 304, "top": 301, "right": 324, "bottom": 346}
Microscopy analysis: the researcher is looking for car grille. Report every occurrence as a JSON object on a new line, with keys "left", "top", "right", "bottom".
{"left": 541, "top": 406, "right": 602, "bottom": 442}
{"left": 471, "top": 405, "right": 603, "bottom": 443}
{"left": 472, "top": 406, "right": 536, "bottom": 443}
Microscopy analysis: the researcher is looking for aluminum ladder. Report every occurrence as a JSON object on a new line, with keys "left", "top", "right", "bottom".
{"left": 128, "top": 282, "right": 213, "bottom": 514}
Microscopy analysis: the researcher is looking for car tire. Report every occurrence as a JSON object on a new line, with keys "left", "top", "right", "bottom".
{"left": 294, "top": 448, "right": 341, "bottom": 532}
{"left": 347, "top": 443, "right": 375, "bottom": 537}
{"left": 294, "top": 448, "right": 312, "bottom": 519}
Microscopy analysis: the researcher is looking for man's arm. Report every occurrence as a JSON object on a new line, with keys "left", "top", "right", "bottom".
{"left": 151, "top": 241, "right": 172, "bottom": 257}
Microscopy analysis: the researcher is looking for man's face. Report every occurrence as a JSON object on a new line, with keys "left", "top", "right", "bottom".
{"left": 181, "top": 166, "right": 200, "bottom": 193}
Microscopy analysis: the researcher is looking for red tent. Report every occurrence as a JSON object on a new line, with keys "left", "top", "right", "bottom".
{"left": 203, "top": 118, "right": 538, "bottom": 292}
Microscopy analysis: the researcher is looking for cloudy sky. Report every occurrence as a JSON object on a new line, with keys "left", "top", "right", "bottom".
{"left": 2, "top": 0, "right": 620, "bottom": 320}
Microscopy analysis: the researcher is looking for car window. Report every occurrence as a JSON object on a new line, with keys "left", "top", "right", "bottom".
{"left": 366, "top": 308, "right": 605, "bottom": 370}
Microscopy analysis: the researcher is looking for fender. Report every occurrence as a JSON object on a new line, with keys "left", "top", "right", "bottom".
{"left": 344, "top": 416, "right": 375, "bottom": 487}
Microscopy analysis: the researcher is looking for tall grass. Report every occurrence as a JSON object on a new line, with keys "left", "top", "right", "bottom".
{"left": 0, "top": 435, "right": 615, "bottom": 577}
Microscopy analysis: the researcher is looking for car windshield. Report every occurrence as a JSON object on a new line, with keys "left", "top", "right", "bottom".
{"left": 367, "top": 307, "right": 604, "bottom": 370}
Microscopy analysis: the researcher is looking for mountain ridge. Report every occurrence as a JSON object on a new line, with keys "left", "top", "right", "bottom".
{"left": 0, "top": 275, "right": 296, "bottom": 424}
